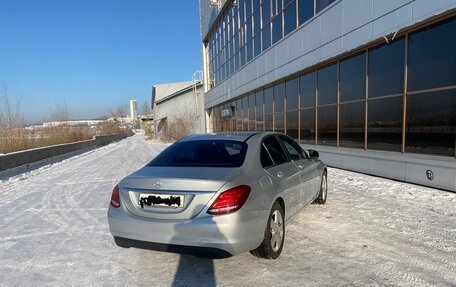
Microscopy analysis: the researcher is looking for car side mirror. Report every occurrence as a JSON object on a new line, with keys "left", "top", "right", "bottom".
{"left": 308, "top": 149, "right": 319, "bottom": 159}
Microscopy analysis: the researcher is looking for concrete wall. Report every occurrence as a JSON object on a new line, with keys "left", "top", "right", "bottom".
{"left": 302, "top": 144, "right": 456, "bottom": 192}
{"left": 0, "top": 133, "right": 132, "bottom": 172}
{"left": 202, "top": 0, "right": 456, "bottom": 109}
{"left": 153, "top": 86, "right": 206, "bottom": 135}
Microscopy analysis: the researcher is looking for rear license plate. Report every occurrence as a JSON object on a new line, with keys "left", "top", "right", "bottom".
{"left": 138, "top": 193, "right": 184, "bottom": 209}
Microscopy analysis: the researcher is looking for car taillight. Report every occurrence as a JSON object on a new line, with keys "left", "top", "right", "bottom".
{"left": 207, "top": 185, "right": 251, "bottom": 215}
{"left": 111, "top": 185, "right": 120, "bottom": 208}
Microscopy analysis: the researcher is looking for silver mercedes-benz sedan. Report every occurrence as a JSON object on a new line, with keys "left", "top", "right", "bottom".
{"left": 108, "top": 132, "right": 327, "bottom": 259}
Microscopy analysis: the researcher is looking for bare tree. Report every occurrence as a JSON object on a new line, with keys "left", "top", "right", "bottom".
{"left": 0, "top": 82, "right": 27, "bottom": 153}
{"left": 161, "top": 109, "right": 194, "bottom": 142}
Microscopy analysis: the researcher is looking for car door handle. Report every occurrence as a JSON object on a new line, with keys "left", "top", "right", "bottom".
{"left": 276, "top": 171, "right": 284, "bottom": 178}
{"left": 297, "top": 164, "right": 304, "bottom": 169}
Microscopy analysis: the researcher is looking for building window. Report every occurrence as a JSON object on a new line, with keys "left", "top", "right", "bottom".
{"left": 403, "top": 17, "right": 456, "bottom": 157}
{"left": 339, "top": 102, "right": 365, "bottom": 148}
{"left": 299, "top": 71, "right": 316, "bottom": 144}
{"left": 236, "top": 99, "right": 243, "bottom": 131}
{"left": 340, "top": 52, "right": 366, "bottom": 102}
{"left": 286, "top": 78, "right": 299, "bottom": 140}
{"left": 316, "top": 0, "right": 335, "bottom": 13}
{"left": 286, "top": 78, "right": 299, "bottom": 109}
{"left": 300, "top": 71, "right": 316, "bottom": 108}
{"left": 300, "top": 108, "right": 315, "bottom": 144}
{"left": 253, "top": 8, "right": 261, "bottom": 35}
{"left": 406, "top": 90, "right": 456, "bottom": 157}
{"left": 264, "top": 87, "right": 274, "bottom": 131}
{"left": 253, "top": 0, "right": 260, "bottom": 11}
{"left": 246, "top": 40, "right": 253, "bottom": 62}
{"left": 298, "top": 0, "right": 314, "bottom": 25}
{"left": 245, "top": 0, "right": 252, "bottom": 17}
{"left": 272, "top": 13, "right": 283, "bottom": 44}
{"left": 262, "top": 25, "right": 271, "bottom": 50}
{"left": 339, "top": 52, "right": 366, "bottom": 148}
{"left": 317, "top": 63, "right": 338, "bottom": 105}
{"left": 256, "top": 91, "right": 264, "bottom": 131}
{"left": 287, "top": 111, "right": 299, "bottom": 140}
{"left": 317, "top": 62, "right": 337, "bottom": 146}
{"left": 367, "top": 97, "right": 403, "bottom": 152}
{"left": 317, "top": 105, "right": 337, "bottom": 146}
{"left": 283, "top": 0, "right": 297, "bottom": 37}
{"left": 365, "top": 37, "right": 405, "bottom": 152}
{"left": 408, "top": 17, "right": 456, "bottom": 92}
{"left": 249, "top": 93, "right": 256, "bottom": 130}
{"left": 242, "top": 96, "right": 249, "bottom": 130}
{"left": 368, "top": 39, "right": 405, "bottom": 98}
{"left": 274, "top": 83, "right": 285, "bottom": 133}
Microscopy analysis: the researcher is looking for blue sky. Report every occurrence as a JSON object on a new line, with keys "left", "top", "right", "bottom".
{"left": 0, "top": 0, "right": 202, "bottom": 123}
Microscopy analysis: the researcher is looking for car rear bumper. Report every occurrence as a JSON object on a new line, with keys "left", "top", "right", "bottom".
{"left": 107, "top": 205, "right": 268, "bottom": 256}
{"left": 113, "top": 236, "right": 232, "bottom": 258}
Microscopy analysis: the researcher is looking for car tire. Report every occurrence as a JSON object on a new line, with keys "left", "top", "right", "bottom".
{"left": 250, "top": 201, "right": 285, "bottom": 260}
{"left": 313, "top": 170, "right": 327, "bottom": 205}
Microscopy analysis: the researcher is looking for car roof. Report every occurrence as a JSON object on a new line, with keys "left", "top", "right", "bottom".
{"left": 180, "top": 131, "right": 278, "bottom": 142}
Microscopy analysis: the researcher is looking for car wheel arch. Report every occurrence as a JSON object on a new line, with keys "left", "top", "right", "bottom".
{"left": 275, "top": 197, "right": 285, "bottom": 218}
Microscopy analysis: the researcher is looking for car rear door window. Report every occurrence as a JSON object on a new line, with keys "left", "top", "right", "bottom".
{"left": 262, "top": 136, "right": 289, "bottom": 166}
{"left": 261, "top": 144, "right": 274, "bottom": 168}
{"left": 278, "top": 135, "right": 308, "bottom": 160}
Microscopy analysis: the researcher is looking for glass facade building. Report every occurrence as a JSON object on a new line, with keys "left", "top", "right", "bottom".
{"left": 209, "top": 16, "right": 456, "bottom": 157}
{"left": 206, "top": 0, "right": 336, "bottom": 88}
{"left": 200, "top": 0, "right": 456, "bottom": 190}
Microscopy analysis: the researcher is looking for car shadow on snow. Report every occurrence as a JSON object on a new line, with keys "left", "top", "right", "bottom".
{"left": 170, "top": 205, "right": 229, "bottom": 287}
{"left": 171, "top": 255, "right": 216, "bottom": 287}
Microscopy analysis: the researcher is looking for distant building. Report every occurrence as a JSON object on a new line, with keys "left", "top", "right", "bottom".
{"left": 129, "top": 100, "right": 137, "bottom": 119}
{"left": 199, "top": 0, "right": 456, "bottom": 191}
{"left": 151, "top": 81, "right": 204, "bottom": 136}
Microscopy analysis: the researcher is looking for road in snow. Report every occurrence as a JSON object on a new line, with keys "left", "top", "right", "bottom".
{"left": 0, "top": 135, "right": 455, "bottom": 286}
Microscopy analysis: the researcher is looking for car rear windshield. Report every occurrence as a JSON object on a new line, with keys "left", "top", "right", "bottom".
{"left": 147, "top": 140, "right": 248, "bottom": 167}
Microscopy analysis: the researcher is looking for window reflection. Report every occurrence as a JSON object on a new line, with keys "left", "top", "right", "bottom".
{"left": 368, "top": 97, "right": 403, "bottom": 151}
{"left": 242, "top": 96, "right": 249, "bottom": 130}
{"left": 265, "top": 114, "right": 273, "bottom": 131}
{"left": 408, "top": 18, "right": 456, "bottom": 92}
{"left": 272, "top": 13, "right": 283, "bottom": 44}
{"left": 264, "top": 87, "right": 273, "bottom": 114}
{"left": 274, "top": 83, "right": 285, "bottom": 113}
{"left": 286, "top": 78, "right": 299, "bottom": 110}
{"left": 284, "top": 1, "right": 297, "bottom": 36}
{"left": 318, "top": 64, "right": 338, "bottom": 105}
{"left": 286, "top": 110, "right": 299, "bottom": 140}
{"left": 210, "top": 15, "right": 456, "bottom": 158}
{"left": 317, "top": 105, "right": 337, "bottom": 146}
{"left": 298, "top": 0, "right": 314, "bottom": 25}
{"left": 256, "top": 91, "right": 264, "bottom": 131}
{"left": 249, "top": 94, "right": 256, "bottom": 130}
{"left": 368, "top": 39, "right": 405, "bottom": 98}
{"left": 300, "top": 108, "right": 315, "bottom": 144}
{"left": 300, "top": 71, "right": 316, "bottom": 108}
{"left": 274, "top": 113, "right": 284, "bottom": 133}
{"left": 406, "top": 90, "right": 456, "bottom": 156}
{"left": 316, "top": 0, "right": 335, "bottom": 13}
{"left": 236, "top": 99, "right": 243, "bottom": 131}
{"left": 340, "top": 53, "right": 366, "bottom": 102}
{"left": 340, "top": 102, "right": 365, "bottom": 148}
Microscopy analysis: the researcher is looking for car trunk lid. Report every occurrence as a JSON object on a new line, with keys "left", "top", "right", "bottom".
{"left": 119, "top": 166, "right": 241, "bottom": 220}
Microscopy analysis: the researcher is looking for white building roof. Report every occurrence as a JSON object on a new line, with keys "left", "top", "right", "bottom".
{"left": 153, "top": 81, "right": 195, "bottom": 103}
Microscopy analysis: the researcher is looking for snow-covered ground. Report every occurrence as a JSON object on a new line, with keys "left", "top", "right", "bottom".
{"left": 0, "top": 135, "right": 454, "bottom": 286}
